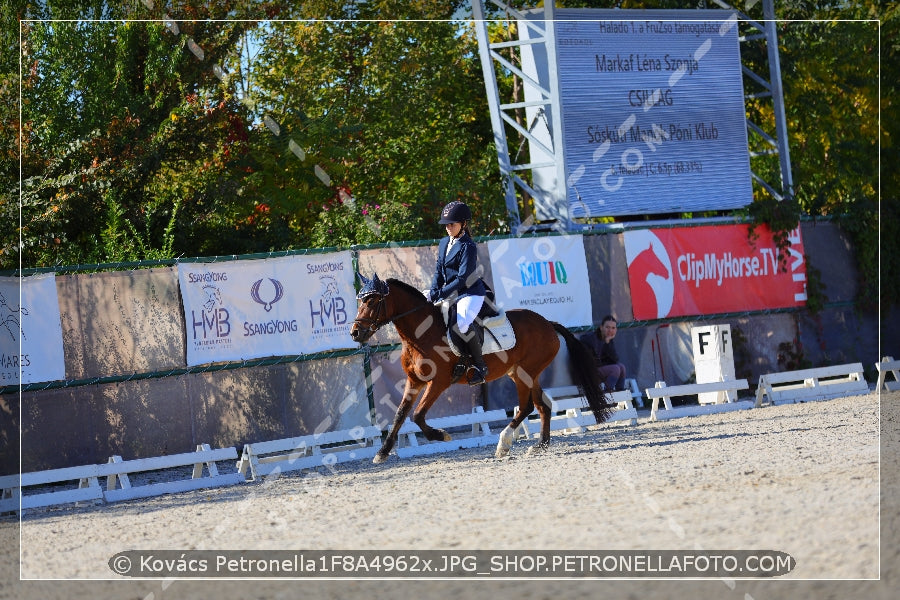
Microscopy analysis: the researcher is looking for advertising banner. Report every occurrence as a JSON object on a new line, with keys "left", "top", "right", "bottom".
{"left": 177, "top": 253, "right": 356, "bottom": 366}
{"left": 0, "top": 273, "right": 66, "bottom": 385}
{"left": 624, "top": 225, "right": 807, "bottom": 319}
{"left": 542, "top": 9, "right": 752, "bottom": 218}
{"left": 487, "top": 235, "right": 592, "bottom": 328}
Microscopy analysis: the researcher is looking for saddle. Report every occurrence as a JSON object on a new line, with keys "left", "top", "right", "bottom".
{"left": 437, "top": 301, "right": 516, "bottom": 357}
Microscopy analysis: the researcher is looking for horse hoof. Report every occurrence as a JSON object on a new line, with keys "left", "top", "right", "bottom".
{"left": 442, "top": 431, "right": 452, "bottom": 442}
{"left": 526, "top": 443, "right": 549, "bottom": 456}
{"left": 495, "top": 425, "right": 514, "bottom": 459}
{"left": 373, "top": 453, "right": 388, "bottom": 464}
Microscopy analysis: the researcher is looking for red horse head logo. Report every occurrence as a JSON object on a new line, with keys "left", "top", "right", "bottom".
{"left": 625, "top": 231, "right": 673, "bottom": 320}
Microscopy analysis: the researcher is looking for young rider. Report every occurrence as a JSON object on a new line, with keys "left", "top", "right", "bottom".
{"left": 426, "top": 201, "right": 488, "bottom": 385}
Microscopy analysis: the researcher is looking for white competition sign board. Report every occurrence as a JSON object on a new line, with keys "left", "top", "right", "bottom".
{"left": 691, "top": 324, "right": 737, "bottom": 404}
{"left": 177, "top": 252, "right": 356, "bottom": 366}
{"left": 0, "top": 273, "right": 66, "bottom": 385}
{"left": 524, "top": 9, "right": 752, "bottom": 218}
{"left": 487, "top": 235, "right": 592, "bottom": 329}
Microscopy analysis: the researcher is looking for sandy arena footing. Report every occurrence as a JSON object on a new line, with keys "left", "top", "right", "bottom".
{"left": 1, "top": 390, "right": 896, "bottom": 600}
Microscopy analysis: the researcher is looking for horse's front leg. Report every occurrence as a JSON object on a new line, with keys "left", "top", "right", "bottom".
{"left": 411, "top": 382, "right": 452, "bottom": 442}
{"left": 373, "top": 379, "right": 421, "bottom": 464}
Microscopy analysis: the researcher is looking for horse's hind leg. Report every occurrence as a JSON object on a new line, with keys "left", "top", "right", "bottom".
{"left": 495, "top": 401, "right": 534, "bottom": 459}
{"left": 531, "top": 383, "right": 552, "bottom": 453}
{"left": 495, "top": 372, "right": 537, "bottom": 459}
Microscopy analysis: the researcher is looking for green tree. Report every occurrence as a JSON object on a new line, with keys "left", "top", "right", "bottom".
{"left": 773, "top": 2, "right": 886, "bottom": 309}
{"left": 0, "top": 4, "right": 21, "bottom": 271}
{"left": 244, "top": 7, "right": 503, "bottom": 248}
{"left": 7, "top": 1, "right": 290, "bottom": 270}
{"left": 5, "top": 0, "right": 892, "bottom": 312}
{"left": 5, "top": 1, "right": 507, "bottom": 268}
{"left": 880, "top": 4, "right": 900, "bottom": 313}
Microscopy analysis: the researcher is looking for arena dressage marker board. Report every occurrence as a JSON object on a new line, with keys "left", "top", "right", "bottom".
{"left": 515, "top": 386, "right": 639, "bottom": 440}
{"left": 395, "top": 407, "right": 509, "bottom": 459}
{"left": 876, "top": 356, "right": 900, "bottom": 393}
{"left": 645, "top": 379, "right": 752, "bottom": 422}
{"left": 754, "top": 363, "right": 869, "bottom": 407}
{"left": 236, "top": 426, "right": 383, "bottom": 480}
{"left": 0, "top": 444, "right": 242, "bottom": 513}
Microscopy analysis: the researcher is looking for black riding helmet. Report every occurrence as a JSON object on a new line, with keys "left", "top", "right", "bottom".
{"left": 438, "top": 200, "right": 472, "bottom": 224}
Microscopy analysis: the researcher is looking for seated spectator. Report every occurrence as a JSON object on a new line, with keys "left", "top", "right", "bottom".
{"left": 579, "top": 314, "right": 627, "bottom": 392}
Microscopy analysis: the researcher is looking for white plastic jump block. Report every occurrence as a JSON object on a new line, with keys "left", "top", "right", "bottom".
{"left": 0, "top": 469, "right": 102, "bottom": 513}
{"left": 236, "top": 426, "right": 383, "bottom": 480}
{"left": 754, "top": 363, "right": 869, "bottom": 407}
{"left": 0, "top": 444, "right": 243, "bottom": 513}
{"left": 395, "top": 406, "right": 509, "bottom": 458}
{"left": 0, "top": 482, "right": 19, "bottom": 513}
{"left": 515, "top": 385, "right": 638, "bottom": 439}
{"left": 624, "top": 378, "right": 644, "bottom": 408}
{"left": 645, "top": 379, "right": 751, "bottom": 422}
{"left": 876, "top": 356, "right": 900, "bottom": 393}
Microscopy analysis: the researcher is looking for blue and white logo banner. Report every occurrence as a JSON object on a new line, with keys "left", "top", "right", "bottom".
{"left": 0, "top": 273, "right": 66, "bottom": 385}
{"left": 487, "top": 235, "right": 592, "bottom": 328}
{"left": 177, "top": 252, "right": 356, "bottom": 366}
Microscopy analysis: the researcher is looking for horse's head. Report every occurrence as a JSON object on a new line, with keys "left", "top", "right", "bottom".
{"left": 350, "top": 272, "right": 391, "bottom": 343}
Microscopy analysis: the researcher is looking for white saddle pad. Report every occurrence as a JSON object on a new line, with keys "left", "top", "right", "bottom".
{"left": 438, "top": 301, "right": 517, "bottom": 357}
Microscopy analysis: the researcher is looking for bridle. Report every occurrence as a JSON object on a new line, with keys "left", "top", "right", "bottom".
{"left": 352, "top": 292, "right": 389, "bottom": 337}
{"left": 352, "top": 291, "right": 430, "bottom": 337}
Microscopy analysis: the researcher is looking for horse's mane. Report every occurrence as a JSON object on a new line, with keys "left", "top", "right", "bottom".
{"left": 386, "top": 278, "right": 427, "bottom": 302}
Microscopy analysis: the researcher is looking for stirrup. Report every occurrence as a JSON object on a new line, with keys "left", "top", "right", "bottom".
{"left": 451, "top": 359, "right": 468, "bottom": 380}
{"left": 467, "top": 365, "right": 487, "bottom": 386}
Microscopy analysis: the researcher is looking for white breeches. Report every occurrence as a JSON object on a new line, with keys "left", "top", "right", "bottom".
{"left": 455, "top": 294, "right": 485, "bottom": 333}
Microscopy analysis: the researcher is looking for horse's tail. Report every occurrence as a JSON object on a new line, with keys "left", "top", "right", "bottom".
{"left": 552, "top": 322, "right": 616, "bottom": 424}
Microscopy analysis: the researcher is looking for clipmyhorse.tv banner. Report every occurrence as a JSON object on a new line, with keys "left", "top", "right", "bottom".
{"left": 624, "top": 225, "right": 807, "bottom": 320}
{"left": 487, "top": 235, "right": 592, "bottom": 328}
{"left": 0, "top": 273, "right": 66, "bottom": 385}
{"left": 177, "top": 252, "right": 356, "bottom": 366}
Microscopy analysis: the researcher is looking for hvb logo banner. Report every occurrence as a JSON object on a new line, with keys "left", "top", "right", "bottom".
{"left": 624, "top": 225, "right": 807, "bottom": 320}
{"left": 177, "top": 252, "right": 356, "bottom": 366}
{"left": 487, "top": 235, "right": 592, "bottom": 328}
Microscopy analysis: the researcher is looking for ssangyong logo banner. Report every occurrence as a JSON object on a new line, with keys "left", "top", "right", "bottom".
{"left": 177, "top": 252, "right": 355, "bottom": 366}
{"left": 624, "top": 225, "right": 807, "bottom": 320}
{"left": 487, "top": 235, "right": 592, "bottom": 328}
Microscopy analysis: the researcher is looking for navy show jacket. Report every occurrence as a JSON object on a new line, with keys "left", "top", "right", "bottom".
{"left": 429, "top": 231, "right": 486, "bottom": 302}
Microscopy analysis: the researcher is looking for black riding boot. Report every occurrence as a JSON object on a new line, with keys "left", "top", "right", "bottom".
{"left": 448, "top": 326, "right": 469, "bottom": 380}
{"left": 464, "top": 322, "right": 488, "bottom": 385}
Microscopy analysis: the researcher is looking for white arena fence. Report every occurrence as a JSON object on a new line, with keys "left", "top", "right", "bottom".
{"left": 1, "top": 361, "right": 878, "bottom": 514}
